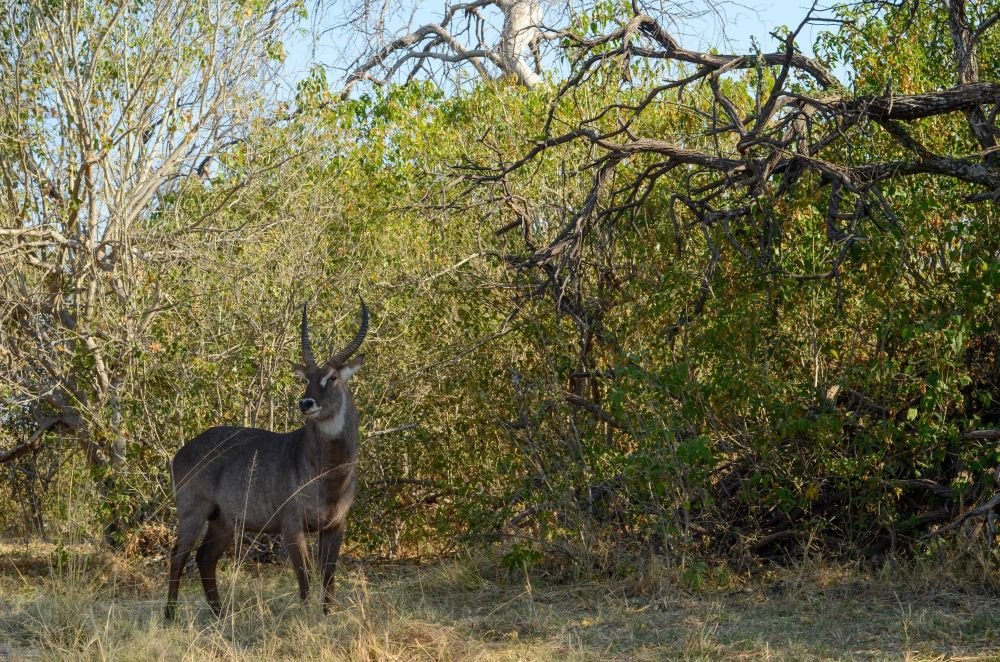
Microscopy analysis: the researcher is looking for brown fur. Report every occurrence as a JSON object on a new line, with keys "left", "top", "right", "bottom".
{"left": 165, "top": 305, "right": 366, "bottom": 620}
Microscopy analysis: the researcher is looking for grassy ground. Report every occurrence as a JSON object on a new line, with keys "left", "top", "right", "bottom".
{"left": 1, "top": 541, "right": 1000, "bottom": 660}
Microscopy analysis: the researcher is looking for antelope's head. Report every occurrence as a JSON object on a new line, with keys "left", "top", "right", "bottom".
{"left": 295, "top": 297, "right": 368, "bottom": 422}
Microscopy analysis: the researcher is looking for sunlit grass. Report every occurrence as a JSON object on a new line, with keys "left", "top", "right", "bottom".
{"left": 1, "top": 541, "right": 1000, "bottom": 660}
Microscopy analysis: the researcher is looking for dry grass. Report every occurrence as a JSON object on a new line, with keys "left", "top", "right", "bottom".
{"left": 1, "top": 541, "right": 999, "bottom": 660}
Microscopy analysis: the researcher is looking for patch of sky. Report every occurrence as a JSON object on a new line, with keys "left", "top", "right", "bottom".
{"left": 271, "top": 1, "right": 848, "bottom": 99}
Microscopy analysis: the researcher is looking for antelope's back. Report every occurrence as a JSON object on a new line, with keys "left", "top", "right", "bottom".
{"left": 170, "top": 426, "right": 287, "bottom": 499}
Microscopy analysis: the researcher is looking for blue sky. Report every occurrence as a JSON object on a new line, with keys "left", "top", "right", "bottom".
{"left": 277, "top": 1, "right": 834, "bottom": 94}
{"left": 685, "top": 2, "right": 825, "bottom": 51}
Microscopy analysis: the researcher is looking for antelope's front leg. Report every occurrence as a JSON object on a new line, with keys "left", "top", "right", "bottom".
{"left": 282, "top": 525, "right": 310, "bottom": 602}
{"left": 319, "top": 521, "right": 345, "bottom": 614}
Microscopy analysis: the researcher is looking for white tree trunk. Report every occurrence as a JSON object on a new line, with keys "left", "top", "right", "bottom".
{"left": 497, "top": 0, "right": 542, "bottom": 87}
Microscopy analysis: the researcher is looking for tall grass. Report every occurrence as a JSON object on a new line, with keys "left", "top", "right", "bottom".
{"left": 2, "top": 540, "right": 1000, "bottom": 660}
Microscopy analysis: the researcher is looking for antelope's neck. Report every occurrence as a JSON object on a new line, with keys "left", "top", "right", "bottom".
{"left": 303, "top": 399, "right": 357, "bottom": 462}
{"left": 314, "top": 404, "right": 346, "bottom": 440}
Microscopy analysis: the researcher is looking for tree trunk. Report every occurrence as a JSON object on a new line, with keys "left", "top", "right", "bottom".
{"left": 497, "top": 0, "right": 542, "bottom": 87}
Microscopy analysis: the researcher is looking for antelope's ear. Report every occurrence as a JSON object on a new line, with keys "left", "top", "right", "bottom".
{"left": 338, "top": 355, "right": 364, "bottom": 382}
{"left": 291, "top": 362, "right": 308, "bottom": 380}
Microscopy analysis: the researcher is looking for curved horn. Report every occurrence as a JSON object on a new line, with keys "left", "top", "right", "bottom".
{"left": 300, "top": 304, "right": 317, "bottom": 367}
{"left": 327, "top": 296, "right": 369, "bottom": 366}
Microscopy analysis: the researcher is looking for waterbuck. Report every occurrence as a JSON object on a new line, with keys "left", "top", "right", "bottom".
{"left": 165, "top": 298, "right": 368, "bottom": 619}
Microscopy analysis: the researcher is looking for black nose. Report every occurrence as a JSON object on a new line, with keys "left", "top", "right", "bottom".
{"left": 299, "top": 398, "right": 316, "bottom": 413}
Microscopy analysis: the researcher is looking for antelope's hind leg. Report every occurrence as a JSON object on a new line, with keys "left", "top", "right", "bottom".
{"left": 196, "top": 517, "right": 234, "bottom": 617}
{"left": 166, "top": 505, "right": 211, "bottom": 621}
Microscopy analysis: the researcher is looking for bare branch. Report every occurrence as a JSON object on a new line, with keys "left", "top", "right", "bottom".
{"left": 0, "top": 417, "right": 61, "bottom": 465}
